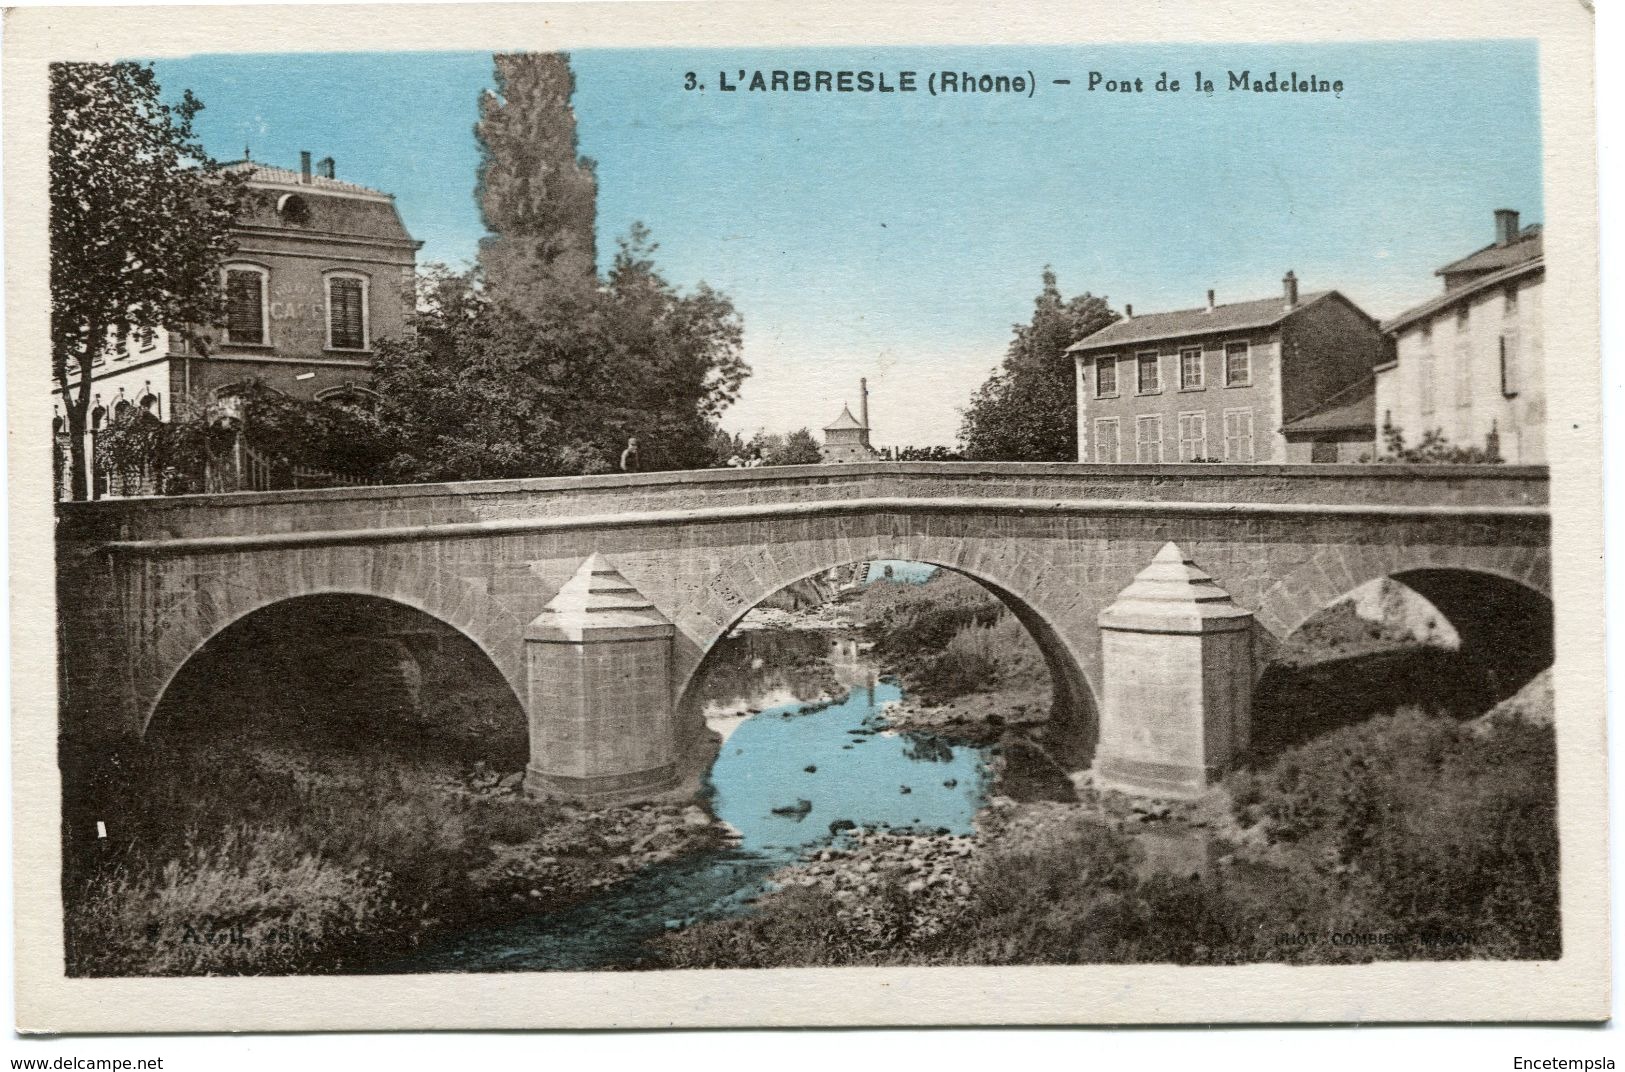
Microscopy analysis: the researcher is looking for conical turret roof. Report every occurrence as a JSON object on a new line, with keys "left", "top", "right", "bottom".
{"left": 824, "top": 404, "right": 865, "bottom": 431}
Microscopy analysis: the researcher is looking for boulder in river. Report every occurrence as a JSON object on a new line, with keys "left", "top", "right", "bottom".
{"left": 829, "top": 818, "right": 858, "bottom": 835}
{"left": 772, "top": 798, "right": 813, "bottom": 817}
{"left": 804, "top": 765, "right": 817, "bottom": 774}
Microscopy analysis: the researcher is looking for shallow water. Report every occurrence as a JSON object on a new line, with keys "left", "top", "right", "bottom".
{"left": 380, "top": 629, "right": 990, "bottom": 973}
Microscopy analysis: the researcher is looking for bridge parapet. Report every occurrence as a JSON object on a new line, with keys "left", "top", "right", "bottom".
{"left": 56, "top": 462, "right": 1548, "bottom": 549}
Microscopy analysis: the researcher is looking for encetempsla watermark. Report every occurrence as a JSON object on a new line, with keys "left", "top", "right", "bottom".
{"left": 1512, "top": 1061, "right": 1615, "bottom": 1070}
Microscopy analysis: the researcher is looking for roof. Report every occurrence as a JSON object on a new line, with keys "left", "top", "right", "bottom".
{"left": 1436, "top": 224, "right": 1543, "bottom": 278}
{"left": 1382, "top": 255, "right": 1543, "bottom": 334}
{"left": 222, "top": 161, "right": 394, "bottom": 202}
{"left": 223, "top": 162, "right": 418, "bottom": 247}
{"left": 1066, "top": 291, "right": 1333, "bottom": 352}
{"left": 1281, "top": 378, "right": 1375, "bottom": 435}
{"left": 824, "top": 405, "right": 865, "bottom": 431}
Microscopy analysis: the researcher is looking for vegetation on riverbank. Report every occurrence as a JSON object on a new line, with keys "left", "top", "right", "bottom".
{"left": 658, "top": 700, "right": 1559, "bottom": 967}
{"left": 62, "top": 678, "right": 725, "bottom": 976}
{"left": 845, "top": 571, "right": 1051, "bottom": 731}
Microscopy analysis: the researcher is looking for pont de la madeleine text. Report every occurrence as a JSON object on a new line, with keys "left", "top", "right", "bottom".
{"left": 1089, "top": 69, "right": 1345, "bottom": 96}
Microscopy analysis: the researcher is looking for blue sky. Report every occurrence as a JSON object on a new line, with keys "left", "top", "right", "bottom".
{"left": 153, "top": 42, "right": 1541, "bottom": 446}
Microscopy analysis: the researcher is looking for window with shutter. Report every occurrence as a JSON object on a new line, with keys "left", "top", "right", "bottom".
{"left": 1223, "top": 408, "right": 1255, "bottom": 461}
{"left": 1224, "top": 342, "right": 1251, "bottom": 386}
{"left": 225, "top": 269, "right": 266, "bottom": 345}
{"left": 1095, "top": 355, "right": 1118, "bottom": 397}
{"left": 1180, "top": 347, "right": 1204, "bottom": 390}
{"left": 1135, "top": 415, "right": 1163, "bottom": 462}
{"left": 1178, "top": 412, "right": 1207, "bottom": 460}
{"left": 328, "top": 276, "right": 367, "bottom": 350}
{"left": 1136, "top": 352, "right": 1161, "bottom": 394}
{"left": 1093, "top": 418, "right": 1120, "bottom": 463}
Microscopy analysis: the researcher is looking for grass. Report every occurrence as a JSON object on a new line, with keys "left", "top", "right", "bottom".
{"left": 63, "top": 687, "right": 720, "bottom": 975}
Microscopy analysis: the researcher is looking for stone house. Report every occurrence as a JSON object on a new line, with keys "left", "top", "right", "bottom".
{"left": 55, "top": 151, "right": 420, "bottom": 495}
{"left": 1068, "top": 274, "right": 1390, "bottom": 464}
{"left": 1375, "top": 209, "right": 1544, "bottom": 463}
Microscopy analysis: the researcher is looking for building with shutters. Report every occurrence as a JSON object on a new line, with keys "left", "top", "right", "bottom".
{"left": 1067, "top": 273, "right": 1390, "bottom": 464}
{"left": 1374, "top": 209, "right": 1545, "bottom": 464}
{"left": 53, "top": 151, "right": 420, "bottom": 493}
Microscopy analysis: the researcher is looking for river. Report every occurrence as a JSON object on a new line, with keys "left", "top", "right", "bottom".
{"left": 377, "top": 626, "right": 991, "bottom": 973}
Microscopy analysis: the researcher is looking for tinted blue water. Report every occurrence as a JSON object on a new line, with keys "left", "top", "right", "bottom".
{"left": 714, "top": 678, "right": 987, "bottom": 855}
{"left": 379, "top": 630, "right": 989, "bottom": 973}
{"left": 864, "top": 560, "right": 938, "bottom": 584}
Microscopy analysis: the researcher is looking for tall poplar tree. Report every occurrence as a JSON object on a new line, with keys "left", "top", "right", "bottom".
{"left": 959, "top": 269, "right": 1118, "bottom": 462}
{"left": 49, "top": 62, "right": 243, "bottom": 499}
{"left": 474, "top": 52, "right": 600, "bottom": 306}
{"left": 368, "top": 52, "right": 747, "bottom": 480}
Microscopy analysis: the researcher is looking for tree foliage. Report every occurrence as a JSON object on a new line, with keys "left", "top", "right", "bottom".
{"left": 958, "top": 269, "right": 1117, "bottom": 462}
{"left": 369, "top": 237, "right": 747, "bottom": 481}
{"left": 749, "top": 427, "right": 823, "bottom": 466}
{"left": 475, "top": 52, "right": 600, "bottom": 308}
{"left": 1378, "top": 420, "right": 1503, "bottom": 465}
{"left": 49, "top": 61, "right": 244, "bottom": 498}
{"left": 896, "top": 445, "right": 964, "bottom": 462}
{"left": 364, "top": 53, "right": 748, "bottom": 482}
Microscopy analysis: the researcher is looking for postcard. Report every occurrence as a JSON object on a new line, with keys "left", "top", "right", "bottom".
{"left": 5, "top": 0, "right": 1607, "bottom": 1031}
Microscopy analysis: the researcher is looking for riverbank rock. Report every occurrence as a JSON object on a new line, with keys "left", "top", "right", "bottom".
{"left": 1473, "top": 668, "right": 1553, "bottom": 732}
{"left": 767, "top": 828, "right": 980, "bottom": 941}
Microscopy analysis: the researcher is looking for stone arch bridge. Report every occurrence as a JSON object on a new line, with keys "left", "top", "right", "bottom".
{"left": 56, "top": 462, "right": 1551, "bottom": 801}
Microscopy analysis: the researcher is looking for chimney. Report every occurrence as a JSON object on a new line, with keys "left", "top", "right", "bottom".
{"left": 317, "top": 156, "right": 335, "bottom": 180}
{"left": 1283, "top": 270, "right": 1299, "bottom": 309}
{"left": 1494, "top": 208, "right": 1520, "bottom": 246}
{"left": 299, "top": 151, "right": 312, "bottom": 184}
{"left": 1124, "top": 303, "right": 1133, "bottom": 319}
{"left": 1206, "top": 289, "right": 1216, "bottom": 313}
{"left": 859, "top": 377, "right": 870, "bottom": 441}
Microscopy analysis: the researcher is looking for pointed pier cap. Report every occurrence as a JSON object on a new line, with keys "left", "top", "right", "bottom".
{"left": 526, "top": 553, "right": 675, "bottom": 643}
{"left": 1099, "top": 542, "right": 1253, "bottom": 634}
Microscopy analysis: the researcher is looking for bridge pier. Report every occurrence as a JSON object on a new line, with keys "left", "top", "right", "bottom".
{"left": 1094, "top": 542, "right": 1254, "bottom": 799}
{"left": 522, "top": 554, "right": 680, "bottom": 803}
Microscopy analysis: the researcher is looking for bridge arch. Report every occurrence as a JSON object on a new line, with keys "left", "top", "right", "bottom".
{"left": 133, "top": 551, "right": 528, "bottom": 736}
{"left": 1248, "top": 562, "right": 1553, "bottom": 758}
{"left": 1254, "top": 542, "right": 1551, "bottom": 647}
{"left": 145, "top": 590, "right": 529, "bottom": 764}
{"left": 673, "top": 540, "right": 1101, "bottom": 768}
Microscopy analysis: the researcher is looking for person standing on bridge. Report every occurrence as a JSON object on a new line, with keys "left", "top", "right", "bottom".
{"left": 620, "top": 436, "right": 641, "bottom": 473}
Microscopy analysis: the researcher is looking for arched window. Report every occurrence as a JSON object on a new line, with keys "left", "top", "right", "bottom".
{"left": 140, "top": 393, "right": 160, "bottom": 417}
{"left": 314, "top": 383, "right": 382, "bottom": 413}
{"left": 224, "top": 263, "right": 270, "bottom": 346}
{"left": 275, "top": 193, "right": 310, "bottom": 225}
{"left": 90, "top": 403, "right": 107, "bottom": 431}
{"left": 325, "top": 271, "right": 370, "bottom": 352}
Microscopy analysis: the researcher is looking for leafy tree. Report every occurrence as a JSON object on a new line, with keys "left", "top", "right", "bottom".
{"left": 706, "top": 426, "right": 748, "bottom": 466}
{"left": 365, "top": 53, "right": 748, "bottom": 482}
{"left": 368, "top": 247, "right": 746, "bottom": 480}
{"left": 49, "top": 62, "right": 244, "bottom": 498}
{"left": 749, "top": 427, "right": 822, "bottom": 466}
{"left": 958, "top": 268, "right": 1117, "bottom": 462}
{"left": 897, "top": 445, "right": 964, "bottom": 462}
{"left": 1377, "top": 419, "right": 1503, "bottom": 465}
{"left": 475, "top": 52, "right": 599, "bottom": 308}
